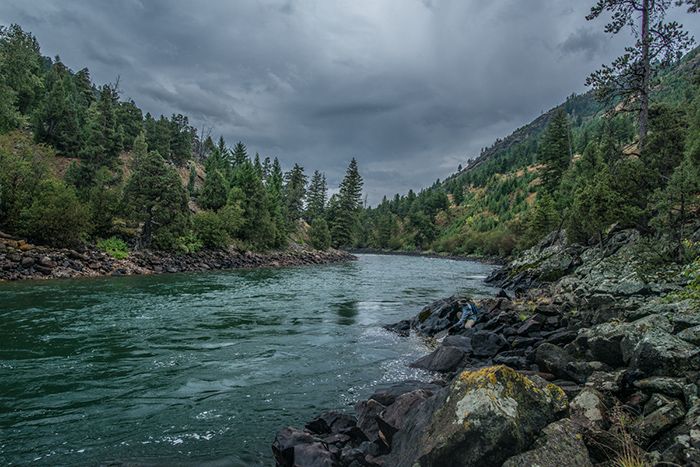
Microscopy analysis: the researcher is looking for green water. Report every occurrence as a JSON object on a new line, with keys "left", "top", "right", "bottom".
{"left": 0, "top": 254, "right": 497, "bottom": 466}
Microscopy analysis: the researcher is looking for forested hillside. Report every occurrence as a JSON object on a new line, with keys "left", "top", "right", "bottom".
{"left": 354, "top": 46, "right": 700, "bottom": 266}
{"left": 0, "top": 24, "right": 362, "bottom": 253}
{"left": 3, "top": 3, "right": 700, "bottom": 271}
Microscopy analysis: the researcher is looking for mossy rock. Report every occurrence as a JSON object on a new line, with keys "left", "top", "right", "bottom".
{"left": 418, "top": 308, "right": 433, "bottom": 323}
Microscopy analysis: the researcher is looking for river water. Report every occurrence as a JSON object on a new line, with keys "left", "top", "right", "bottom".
{"left": 0, "top": 254, "right": 498, "bottom": 466}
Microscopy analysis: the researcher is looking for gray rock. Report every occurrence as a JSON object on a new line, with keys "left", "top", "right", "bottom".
{"left": 629, "top": 328, "right": 700, "bottom": 377}
{"left": 408, "top": 346, "right": 469, "bottom": 373}
{"left": 585, "top": 369, "right": 627, "bottom": 394}
{"left": 441, "top": 335, "right": 472, "bottom": 353}
{"left": 535, "top": 343, "right": 573, "bottom": 380}
{"left": 633, "top": 396, "right": 686, "bottom": 448}
{"left": 633, "top": 376, "right": 687, "bottom": 398}
{"left": 384, "top": 365, "right": 569, "bottom": 467}
{"left": 570, "top": 387, "right": 608, "bottom": 431}
{"left": 471, "top": 330, "right": 510, "bottom": 358}
{"left": 502, "top": 419, "right": 593, "bottom": 467}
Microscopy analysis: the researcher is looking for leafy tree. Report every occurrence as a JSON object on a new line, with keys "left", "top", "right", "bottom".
{"left": 309, "top": 217, "right": 331, "bottom": 250}
{"left": 585, "top": 0, "right": 694, "bottom": 142}
{"left": 19, "top": 179, "right": 91, "bottom": 247}
{"left": 537, "top": 109, "right": 571, "bottom": 194}
{"left": 123, "top": 150, "right": 190, "bottom": 249}
{"left": 0, "top": 132, "right": 51, "bottom": 231}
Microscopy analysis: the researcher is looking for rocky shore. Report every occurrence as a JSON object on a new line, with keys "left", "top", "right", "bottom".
{"left": 272, "top": 228, "right": 700, "bottom": 466}
{"left": 0, "top": 235, "right": 356, "bottom": 281}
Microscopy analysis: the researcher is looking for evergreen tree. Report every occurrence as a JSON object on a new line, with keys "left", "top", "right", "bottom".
{"left": 231, "top": 141, "right": 248, "bottom": 168}
{"left": 537, "top": 109, "right": 571, "bottom": 194}
{"left": 331, "top": 158, "right": 363, "bottom": 247}
{"left": 199, "top": 169, "right": 229, "bottom": 211}
{"left": 309, "top": 217, "right": 331, "bottom": 250}
{"left": 305, "top": 170, "right": 327, "bottom": 223}
{"left": 585, "top": 0, "right": 694, "bottom": 143}
{"left": 0, "top": 24, "right": 43, "bottom": 115}
{"left": 231, "top": 160, "right": 275, "bottom": 248}
{"left": 34, "top": 61, "right": 81, "bottom": 155}
{"left": 284, "top": 163, "right": 307, "bottom": 231}
{"left": 123, "top": 150, "right": 190, "bottom": 249}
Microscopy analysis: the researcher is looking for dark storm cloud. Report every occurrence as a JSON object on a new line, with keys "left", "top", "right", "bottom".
{"left": 1, "top": 0, "right": 699, "bottom": 205}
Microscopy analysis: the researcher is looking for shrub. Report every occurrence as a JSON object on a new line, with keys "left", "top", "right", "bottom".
{"left": 97, "top": 236, "right": 129, "bottom": 259}
{"left": 192, "top": 211, "right": 229, "bottom": 248}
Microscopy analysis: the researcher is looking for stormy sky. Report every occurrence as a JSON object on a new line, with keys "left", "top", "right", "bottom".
{"left": 1, "top": 1, "right": 698, "bottom": 205}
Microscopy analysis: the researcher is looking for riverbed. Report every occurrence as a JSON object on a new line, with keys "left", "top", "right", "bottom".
{"left": 0, "top": 254, "right": 498, "bottom": 466}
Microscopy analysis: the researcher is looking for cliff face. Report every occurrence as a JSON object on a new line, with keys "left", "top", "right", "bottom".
{"left": 273, "top": 229, "right": 700, "bottom": 466}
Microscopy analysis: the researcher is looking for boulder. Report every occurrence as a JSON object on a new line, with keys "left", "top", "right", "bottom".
{"left": 408, "top": 346, "right": 469, "bottom": 373}
{"left": 441, "top": 335, "right": 472, "bottom": 353}
{"left": 305, "top": 410, "right": 357, "bottom": 435}
{"left": 632, "top": 395, "right": 686, "bottom": 448}
{"left": 570, "top": 387, "right": 608, "bottom": 431}
{"left": 384, "top": 366, "right": 568, "bottom": 467}
{"left": 354, "top": 399, "right": 386, "bottom": 444}
{"left": 376, "top": 389, "right": 432, "bottom": 447}
{"left": 367, "top": 380, "right": 444, "bottom": 407}
{"left": 535, "top": 343, "right": 573, "bottom": 380}
{"left": 471, "top": 330, "right": 510, "bottom": 358}
{"left": 502, "top": 419, "right": 593, "bottom": 467}
{"left": 575, "top": 322, "right": 635, "bottom": 367}
{"left": 272, "top": 427, "right": 321, "bottom": 467}
{"left": 411, "top": 295, "right": 463, "bottom": 337}
{"left": 629, "top": 328, "right": 700, "bottom": 377}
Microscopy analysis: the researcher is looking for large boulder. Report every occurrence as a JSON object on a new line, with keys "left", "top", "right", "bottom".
{"left": 410, "top": 295, "right": 463, "bottom": 337}
{"left": 384, "top": 365, "right": 568, "bottom": 467}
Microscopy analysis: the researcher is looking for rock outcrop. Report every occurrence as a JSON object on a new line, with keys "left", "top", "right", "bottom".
{"left": 273, "top": 229, "right": 700, "bottom": 466}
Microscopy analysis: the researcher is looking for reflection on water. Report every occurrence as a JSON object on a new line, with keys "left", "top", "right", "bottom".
{"left": 0, "top": 254, "right": 498, "bottom": 466}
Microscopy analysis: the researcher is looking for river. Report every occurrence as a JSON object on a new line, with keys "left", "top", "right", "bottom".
{"left": 0, "top": 254, "right": 498, "bottom": 466}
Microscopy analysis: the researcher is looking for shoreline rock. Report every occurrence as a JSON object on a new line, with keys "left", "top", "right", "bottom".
{"left": 273, "top": 229, "right": 700, "bottom": 466}
{"left": 0, "top": 239, "right": 356, "bottom": 282}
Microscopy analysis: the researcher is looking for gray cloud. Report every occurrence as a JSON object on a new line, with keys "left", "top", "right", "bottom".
{"left": 1, "top": 0, "right": 698, "bottom": 205}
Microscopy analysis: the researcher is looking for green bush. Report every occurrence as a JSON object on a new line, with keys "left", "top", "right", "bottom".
{"left": 97, "top": 236, "right": 129, "bottom": 259}
{"left": 192, "top": 211, "right": 229, "bottom": 249}
{"left": 309, "top": 218, "right": 331, "bottom": 250}
{"left": 20, "top": 179, "right": 92, "bottom": 248}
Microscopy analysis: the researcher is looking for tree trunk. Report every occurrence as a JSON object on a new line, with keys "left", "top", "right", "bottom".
{"left": 639, "top": 0, "right": 651, "bottom": 146}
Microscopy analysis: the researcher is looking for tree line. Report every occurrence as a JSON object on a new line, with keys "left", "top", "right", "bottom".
{"left": 0, "top": 23, "right": 363, "bottom": 252}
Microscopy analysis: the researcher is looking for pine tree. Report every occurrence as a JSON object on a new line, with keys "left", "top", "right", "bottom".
{"left": 305, "top": 170, "right": 327, "bottom": 223}
{"left": 123, "top": 150, "right": 190, "bottom": 249}
{"left": 585, "top": 0, "right": 694, "bottom": 143}
{"left": 231, "top": 141, "right": 248, "bottom": 168}
{"left": 537, "top": 109, "right": 571, "bottom": 194}
{"left": 199, "top": 169, "right": 229, "bottom": 211}
{"left": 331, "top": 158, "right": 363, "bottom": 247}
{"left": 284, "top": 163, "right": 307, "bottom": 231}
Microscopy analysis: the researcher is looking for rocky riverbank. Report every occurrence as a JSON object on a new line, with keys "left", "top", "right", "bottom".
{"left": 272, "top": 228, "right": 700, "bottom": 466}
{"left": 0, "top": 235, "right": 356, "bottom": 281}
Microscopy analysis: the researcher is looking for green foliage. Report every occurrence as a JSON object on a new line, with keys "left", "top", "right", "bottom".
{"left": 309, "top": 217, "right": 331, "bottom": 250}
{"left": 97, "top": 236, "right": 129, "bottom": 259}
{"left": 199, "top": 168, "right": 229, "bottom": 211}
{"left": 19, "top": 179, "right": 91, "bottom": 248}
{"left": 537, "top": 109, "right": 571, "bottom": 194}
{"left": 123, "top": 150, "right": 190, "bottom": 249}
{"left": 191, "top": 211, "right": 229, "bottom": 248}
{"left": 330, "top": 158, "right": 363, "bottom": 248}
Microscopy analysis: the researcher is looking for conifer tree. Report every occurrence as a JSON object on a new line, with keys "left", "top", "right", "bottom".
{"left": 331, "top": 158, "right": 363, "bottom": 247}
{"left": 199, "top": 169, "right": 229, "bottom": 211}
{"left": 305, "top": 170, "right": 327, "bottom": 223}
{"left": 586, "top": 0, "right": 694, "bottom": 143}
{"left": 123, "top": 150, "right": 190, "bottom": 249}
{"left": 537, "top": 109, "right": 571, "bottom": 194}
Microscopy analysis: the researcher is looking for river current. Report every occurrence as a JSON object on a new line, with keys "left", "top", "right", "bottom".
{"left": 0, "top": 254, "right": 498, "bottom": 466}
